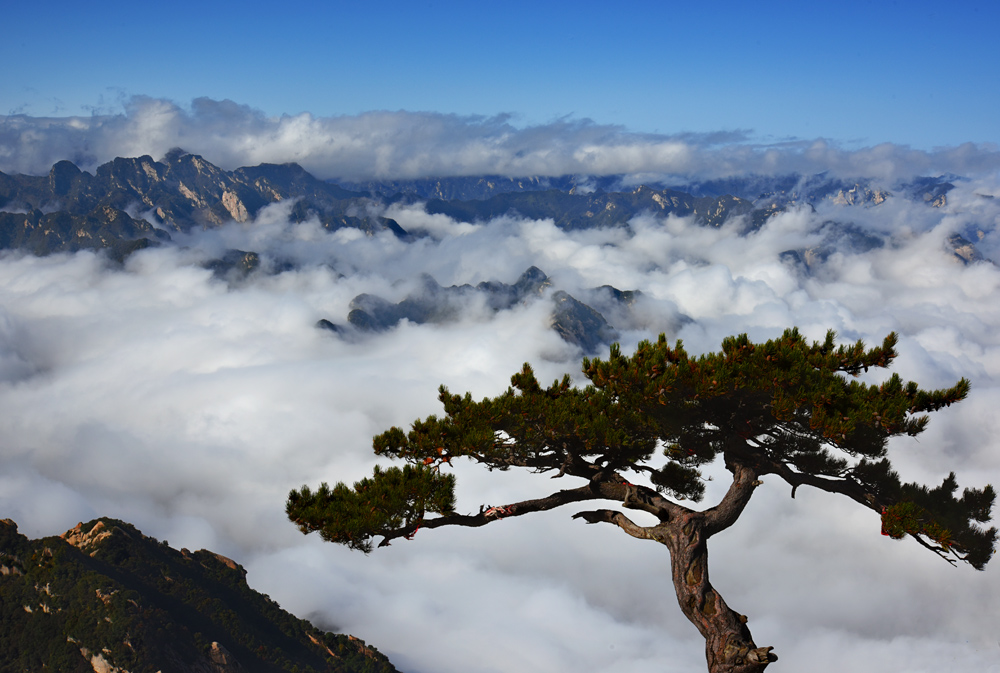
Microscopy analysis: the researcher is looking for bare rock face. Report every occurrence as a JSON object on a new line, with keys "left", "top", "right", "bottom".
{"left": 830, "top": 184, "right": 891, "bottom": 206}
{"left": 211, "top": 552, "right": 245, "bottom": 574}
{"left": 948, "top": 233, "right": 989, "bottom": 265}
{"left": 62, "top": 520, "right": 116, "bottom": 554}
{"left": 208, "top": 641, "right": 249, "bottom": 673}
{"left": 221, "top": 190, "right": 250, "bottom": 222}
{"left": 82, "top": 649, "right": 126, "bottom": 673}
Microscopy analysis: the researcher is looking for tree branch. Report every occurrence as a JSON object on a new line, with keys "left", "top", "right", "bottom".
{"left": 760, "top": 458, "right": 880, "bottom": 512}
{"left": 615, "top": 478, "right": 692, "bottom": 521}
{"left": 704, "top": 463, "right": 761, "bottom": 537}
{"left": 377, "top": 483, "right": 602, "bottom": 547}
{"left": 909, "top": 532, "right": 959, "bottom": 567}
{"left": 376, "top": 474, "right": 692, "bottom": 547}
{"left": 571, "top": 509, "right": 654, "bottom": 540}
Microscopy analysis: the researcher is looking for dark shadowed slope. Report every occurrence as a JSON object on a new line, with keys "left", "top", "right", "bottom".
{"left": 0, "top": 518, "right": 399, "bottom": 673}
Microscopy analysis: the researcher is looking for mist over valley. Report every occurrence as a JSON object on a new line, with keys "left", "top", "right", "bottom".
{"left": 1, "top": 104, "right": 999, "bottom": 673}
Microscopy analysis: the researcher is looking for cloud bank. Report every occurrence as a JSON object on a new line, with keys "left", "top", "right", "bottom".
{"left": 2, "top": 96, "right": 1000, "bottom": 182}
{"left": 1, "top": 169, "right": 999, "bottom": 673}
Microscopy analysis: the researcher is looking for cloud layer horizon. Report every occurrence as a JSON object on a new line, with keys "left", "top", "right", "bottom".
{"left": 1, "top": 98, "right": 999, "bottom": 673}
{"left": 3, "top": 96, "right": 1000, "bottom": 183}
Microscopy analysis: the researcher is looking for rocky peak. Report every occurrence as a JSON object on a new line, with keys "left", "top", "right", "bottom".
{"left": 550, "top": 291, "right": 620, "bottom": 353}
{"left": 830, "top": 184, "right": 891, "bottom": 206}
{"left": 95, "top": 155, "right": 166, "bottom": 193}
{"left": 948, "top": 233, "right": 988, "bottom": 265}
{"left": 61, "top": 519, "right": 119, "bottom": 553}
{"left": 512, "top": 265, "right": 551, "bottom": 296}
{"left": 48, "top": 159, "right": 84, "bottom": 195}
{"left": 163, "top": 150, "right": 226, "bottom": 185}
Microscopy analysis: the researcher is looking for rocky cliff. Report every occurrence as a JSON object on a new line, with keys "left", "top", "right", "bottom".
{"left": 0, "top": 150, "right": 398, "bottom": 257}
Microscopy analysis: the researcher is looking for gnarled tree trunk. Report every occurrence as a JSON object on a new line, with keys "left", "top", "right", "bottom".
{"left": 578, "top": 462, "right": 778, "bottom": 672}
{"left": 652, "top": 511, "right": 775, "bottom": 673}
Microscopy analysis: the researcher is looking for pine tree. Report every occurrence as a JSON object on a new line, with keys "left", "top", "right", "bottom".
{"left": 287, "top": 329, "right": 996, "bottom": 673}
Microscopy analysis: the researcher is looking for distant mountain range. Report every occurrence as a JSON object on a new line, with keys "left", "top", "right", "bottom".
{"left": 0, "top": 152, "right": 978, "bottom": 353}
{"left": 0, "top": 150, "right": 767, "bottom": 257}
{"left": 0, "top": 517, "right": 399, "bottom": 673}
{"left": 337, "top": 170, "right": 956, "bottom": 208}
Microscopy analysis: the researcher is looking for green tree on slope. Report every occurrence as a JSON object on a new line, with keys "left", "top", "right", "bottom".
{"left": 287, "top": 328, "right": 996, "bottom": 673}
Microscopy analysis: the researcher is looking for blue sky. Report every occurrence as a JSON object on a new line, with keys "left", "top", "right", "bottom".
{"left": 4, "top": 0, "right": 998, "bottom": 150}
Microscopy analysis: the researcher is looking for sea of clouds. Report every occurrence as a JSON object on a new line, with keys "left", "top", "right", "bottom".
{"left": 1, "top": 100, "right": 999, "bottom": 672}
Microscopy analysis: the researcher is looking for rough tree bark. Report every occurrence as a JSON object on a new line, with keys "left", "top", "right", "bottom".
{"left": 656, "top": 510, "right": 774, "bottom": 673}
{"left": 575, "top": 464, "right": 777, "bottom": 673}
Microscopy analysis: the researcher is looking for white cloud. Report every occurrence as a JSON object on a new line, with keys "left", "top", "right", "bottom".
{"left": 383, "top": 203, "right": 483, "bottom": 238}
{"left": 2, "top": 96, "right": 1000, "bottom": 182}
{"left": 0, "top": 141, "right": 999, "bottom": 673}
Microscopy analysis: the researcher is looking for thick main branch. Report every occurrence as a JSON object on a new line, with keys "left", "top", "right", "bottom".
{"left": 572, "top": 509, "right": 653, "bottom": 539}
{"left": 760, "top": 457, "right": 879, "bottom": 511}
{"left": 704, "top": 463, "right": 761, "bottom": 537}
{"left": 377, "top": 483, "right": 603, "bottom": 547}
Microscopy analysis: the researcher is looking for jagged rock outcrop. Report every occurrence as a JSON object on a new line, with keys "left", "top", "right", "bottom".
{"left": 204, "top": 249, "right": 262, "bottom": 279}
{"left": 0, "top": 151, "right": 400, "bottom": 257}
{"left": 335, "top": 266, "right": 624, "bottom": 353}
{"left": 0, "top": 518, "right": 398, "bottom": 673}
{"left": 550, "top": 291, "right": 620, "bottom": 353}
{"left": 905, "top": 176, "right": 956, "bottom": 207}
{"left": 829, "top": 184, "right": 891, "bottom": 206}
{"left": 0, "top": 204, "right": 164, "bottom": 258}
{"left": 344, "top": 266, "right": 551, "bottom": 333}
{"left": 948, "top": 233, "right": 989, "bottom": 265}
{"left": 778, "top": 221, "right": 885, "bottom": 275}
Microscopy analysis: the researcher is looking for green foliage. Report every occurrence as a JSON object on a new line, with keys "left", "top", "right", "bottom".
{"left": 374, "top": 365, "right": 663, "bottom": 478}
{"left": 288, "top": 465, "right": 456, "bottom": 553}
{"left": 0, "top": 518, "right": 399, "bottom": 673}
{"left": 586, "top": 329, "right": 966, "bottom": 457}
{"left": 289, "top": 328, "right": 995, "bottom": 569}
{"left": 884, "top": 474, "right": 997, "bottom": 569}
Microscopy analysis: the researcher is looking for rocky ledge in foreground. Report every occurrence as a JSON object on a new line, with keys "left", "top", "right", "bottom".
{"left": 0, "top": 517, "right": 398, "bottom": 673}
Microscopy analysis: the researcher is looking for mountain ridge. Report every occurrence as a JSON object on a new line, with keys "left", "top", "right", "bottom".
{"left": 0, "top": 152, "right": 763, "bottom": 258}
{"left": 0, "top": 153, "right": 982, "bottom": 354}
{"left": 0, "top": 517, "right": 398, "bottom": 673}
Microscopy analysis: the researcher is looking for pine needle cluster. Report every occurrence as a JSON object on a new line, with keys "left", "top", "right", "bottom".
{"left": 287, "top": 328, "right": 995, "bottom": 568}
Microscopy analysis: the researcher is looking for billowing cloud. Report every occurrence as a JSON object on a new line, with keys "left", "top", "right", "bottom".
{"left": 2, "top": 96, "right": 1000, "bottom": 182}
{"left": 1, "top": 168, "right": 998, "bottom": 673}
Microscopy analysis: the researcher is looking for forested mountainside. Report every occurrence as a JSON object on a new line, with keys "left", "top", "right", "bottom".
{"left": 0, "top": 518, "right": 398, "bottom": 673}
